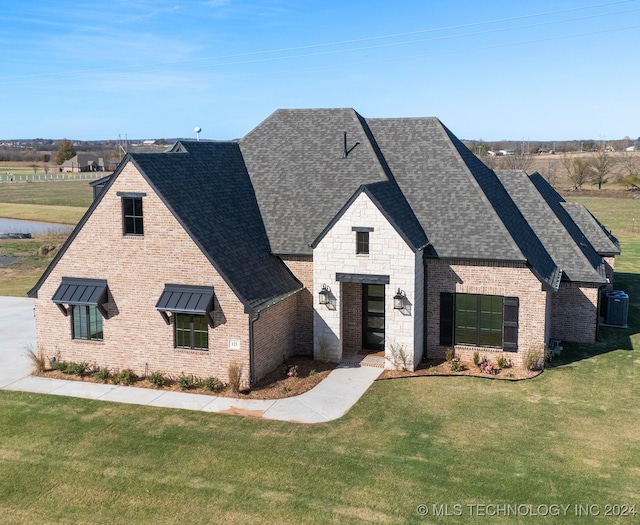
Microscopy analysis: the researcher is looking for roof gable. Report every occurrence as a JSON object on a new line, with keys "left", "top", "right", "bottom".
{"left": 30, "top": 143, "right": 302, "bottom": 312}
{"left": 311, "top": 181, "right": 429, "bottom": 251}
{"left": 560, "top": 202, "right": 620, "bottom": 256}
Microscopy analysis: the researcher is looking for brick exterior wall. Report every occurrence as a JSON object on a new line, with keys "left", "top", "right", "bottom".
{"left": 313, "top": 192, "right": 421, "bottom": 369}
{"left": 426, "top": 259, "right": 549, "bottom": 367}
{"left": 280, "top": 255, "right": 313, "bottom": 356}
{"left": 252, "top": 292, "right": 298, "bottom": 382}
{"left": 341, "top": 282, "right": 362, "bottom": 354}
{"left": 550, "top": 282, "right": 600, "bottom": 344}
{"left": 604, "top": 256, "right": 615, "bottom": 290}
{"left": 33, "top": 161, "right": 284, "bottom": 389}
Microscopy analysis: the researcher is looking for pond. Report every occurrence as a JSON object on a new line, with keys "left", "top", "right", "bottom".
{"left": 0, "top": 217, "right": 74, "bottom": 235}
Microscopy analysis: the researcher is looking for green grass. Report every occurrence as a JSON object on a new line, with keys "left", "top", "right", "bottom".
{"left": 0, "top": 179, "right": 92, "bottom": 224}
{"left": 0, "top": 233, "right": 69, "bottom": 296}
{"left": 0, "top": 320, "right": 638, "bottom": 524}
{"left": 0, "top": 197, "right": 638, "bottom": 524}
{"left": 0, "top": 203, "right": 86, "bottom": 225}
{"left": 0, "top": 179, "right": 93, "bottom": 207}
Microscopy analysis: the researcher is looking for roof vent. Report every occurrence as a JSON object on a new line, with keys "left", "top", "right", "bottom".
{"left": 343, "top": 132, "right": 360, "bottom": 158}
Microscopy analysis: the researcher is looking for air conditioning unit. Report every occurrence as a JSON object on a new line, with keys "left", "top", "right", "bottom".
{"left": 605, "top": 291, "right": 629, "bottom": 328}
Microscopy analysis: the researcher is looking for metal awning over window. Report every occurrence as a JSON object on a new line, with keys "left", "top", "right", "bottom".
{"left": 52, "top": 277, "right": 109, "bottom": 318}
{"left": 155, "top": 284, "right": 214, "bottom": 326}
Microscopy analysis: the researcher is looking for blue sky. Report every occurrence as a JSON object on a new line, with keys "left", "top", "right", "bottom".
{"left": 1, "top": 0, "right": 638, "bottom": 141}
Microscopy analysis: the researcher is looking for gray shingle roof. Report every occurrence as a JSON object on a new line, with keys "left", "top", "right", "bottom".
{"left": 240, "top": 109, "right": 390, "bottom": 255}
{"left": 366, "top": 117, "right": 560, "bottom": 288}
{"left": 129, "top": 141, "right": 302, "bottom": 312}
{"left": 561, "top": 202, "right": 620, "bottom": 256}
{"left": 497, "top": 171, "right": 605, "bottom": 283}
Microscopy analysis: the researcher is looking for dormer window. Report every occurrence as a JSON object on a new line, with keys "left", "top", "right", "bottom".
{"left": 118, "top": 192, "right": 146, "bottom": 236}
{"left": 353, "top": 227, "right": 373, "bottom": 254}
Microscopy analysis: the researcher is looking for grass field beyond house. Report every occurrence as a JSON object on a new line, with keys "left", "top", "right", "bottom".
{"left": 0, "top": 196, "right": 638, "bottom": 523}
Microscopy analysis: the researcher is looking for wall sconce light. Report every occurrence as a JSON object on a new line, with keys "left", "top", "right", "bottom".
{"left": 319, "top": 284, "right": 331, "bottom": 305}
{"left": 393, "top": 289, "right": 406, "bottom": 310}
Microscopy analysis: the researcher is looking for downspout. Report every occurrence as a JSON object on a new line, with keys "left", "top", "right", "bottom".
{"left": 249, "top": 311, "right": 260, "bottom": 387}
{"left": 423, "top": 257, "right": 428, "bottom": 362}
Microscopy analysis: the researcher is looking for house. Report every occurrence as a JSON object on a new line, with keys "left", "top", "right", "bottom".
{"left": 28, "top": 109, "right": 620, "bottom": 387}
{"left": 60, "top": 154, "right": 105, "bottom": 172}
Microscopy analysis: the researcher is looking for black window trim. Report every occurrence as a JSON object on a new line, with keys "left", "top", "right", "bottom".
{"left": 71, "top": 304, "right": 104, "bottom": 341}
{"left": 356, "top": 230, "right": 370, "bottom": 254}
{"left": 439, "top": 292, "right": 519, "bottom": 352}
{"left": 120, "top": 194, "right": 145, "bottom": 236}
{"left": 174, "top": 313, "right": 209, "bottom": 351}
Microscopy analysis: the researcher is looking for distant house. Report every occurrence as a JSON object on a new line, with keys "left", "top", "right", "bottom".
{"left": 29, "top": 108, "right": 620, "bottom": 387}
{"left": 60, "top": 154, "right": 105, "bottom": 173}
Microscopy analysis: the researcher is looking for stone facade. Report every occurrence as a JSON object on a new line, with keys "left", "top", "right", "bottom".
{"left": 33, "top": 162, "right": 288, "bottom": 387}
{"left": 425, "top": 258, "right": 549, "bottom": 367}
{"left": 550, "top": 282, "right": 600, "bottom": 344}
{"left": 313, "top": 192, "right": 422, "bottom": 369}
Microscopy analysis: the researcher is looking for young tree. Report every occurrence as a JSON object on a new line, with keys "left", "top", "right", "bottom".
{"left": 590, "top": 150, "right": 615, "bottom": 190}
{"left": 55, "top": 139, "right": 76, "bottom": 165}
{"left": 619, "top": 150, "right": 640, "bottom": 190}
{"left": 498, "top": 150, "right": 534, "bottom": 173}
{"left": 544, "top": 159, "right": 559, "bottom": 187}
{"left": 561, "top": 154, "right": 592, "bottom": 191}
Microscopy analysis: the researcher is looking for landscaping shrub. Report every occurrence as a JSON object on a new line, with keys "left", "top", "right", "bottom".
{"left": 228, "top": 361, "right": 243, "bottom": 393}
{"left": 93, "top": 367, "right": 111, "bottom": 383}
{"left": 286, "top": 365, "right": 299, "bottom": 378}
{"left": 449, "top": 357, "right": 464, "bottom": 372}
{"left": 112, "top": 368, "right": 138, "bottom": 386}
{"left": 25, "top": 344, "right": 46, "bottom": 374}
{"left": 177, "top": 372, "right": 194, "bottom": 391}
{"left": 479, "top": 361, "right": 498, "bottom": 375}
{"left": 386, "top": 341, "right": 409, "bottom": 371}
{"left": 523, "top": 347, "right": 544, "bottom": 371}
{"left": 201, "top": 376, "right": 223, "bottom": 392}
{"left": 54, "top": 360, "right": 89, "bottom": 376}
{"left": 496, "top": 355, "right": 506, "bottom": 368}
{"left": 473, "top": 351, "right": 480, "bottom": 367}
{"left": 147, "top": 371, "right": 165, "bottom": 388}
{"left": 445, "top": 347, "right": 455, "bottom": 363}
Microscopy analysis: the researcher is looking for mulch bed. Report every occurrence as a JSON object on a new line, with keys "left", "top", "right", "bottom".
{"left": 36, "top": 356, "right": 337, "bottom": 400}
{"left": 379, "top": 358, "right": 542, "bottom": 381}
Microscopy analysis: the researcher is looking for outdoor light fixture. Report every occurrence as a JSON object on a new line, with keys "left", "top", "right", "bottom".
{"left": 393, "top": 288, "right": 406, "bottom": 310}
{"left": 319, "top": 284, "right": 331, "bottom": 305}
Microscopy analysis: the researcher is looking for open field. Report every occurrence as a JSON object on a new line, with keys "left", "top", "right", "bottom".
{"left": 0, "top": 196, "right": 638, "bottom": 523}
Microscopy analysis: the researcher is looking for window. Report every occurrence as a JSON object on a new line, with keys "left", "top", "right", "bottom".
{"left": 72, "top": 305, "right": 103, "bottom": 341}
{"left": 440, "top": 293, "right": 519, "bottom": 351}
{"left": 175, "top": 314, "right": 209, "bottom": 350}
{"left": 122, "top": 196, "right": 143, "bottom": 235}
{"left": 356, "top": 231, "right": 369, "bottom": 254}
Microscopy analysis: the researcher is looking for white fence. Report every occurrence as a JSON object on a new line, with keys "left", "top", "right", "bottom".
{"left": 0, "top": 172, "right": 108, "bottom": 183}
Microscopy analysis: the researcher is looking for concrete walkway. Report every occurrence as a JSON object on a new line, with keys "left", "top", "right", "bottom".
{"left": 0, "top": 297, "right": 382, "bottom": 423}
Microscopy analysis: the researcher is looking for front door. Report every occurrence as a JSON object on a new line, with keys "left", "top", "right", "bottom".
{"left": 363, "top": 284, "right": 385, "bottom": 351}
